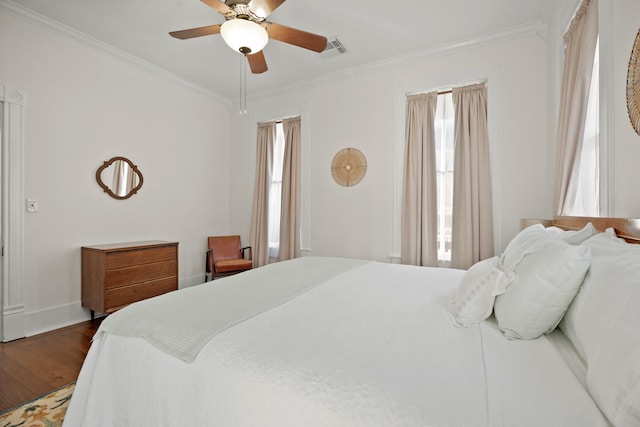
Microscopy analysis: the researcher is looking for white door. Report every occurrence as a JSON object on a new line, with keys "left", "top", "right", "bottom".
{"left": 1, "top": 86, "right": 26, "bottom": 341}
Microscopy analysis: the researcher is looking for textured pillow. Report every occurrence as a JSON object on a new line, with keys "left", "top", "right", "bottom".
{"left": 500, "top": 224, "right": 554, "bottom": 271}
{"left": 545, "top": 222, "right": 597, "bottom": 245}
{"left": 450, "top": 256, "right": 514, "bottom": 327}
{"left": 494, "top": 241, "right": 591, "bottom": 340}
{"left": 560, "top": 229, "right": 629, "bottom": 360}
{"left": 559, "top": 229, "right": 640, "bottom": 426}
{"left": 501, "top": 223, "right": 596, "bottom": 272}
{"left": 450, "top": 222, "right": 596, "bottom": 331}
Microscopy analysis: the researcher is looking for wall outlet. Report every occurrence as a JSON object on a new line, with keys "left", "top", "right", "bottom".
{"left": 26, "top": 199, "right": 38, "bottom": 213}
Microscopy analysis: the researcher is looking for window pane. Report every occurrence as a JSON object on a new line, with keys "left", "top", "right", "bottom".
{"left": 572, "top": 39, "right": 600, "bottom": 216}
{"left": 445, "top": 116, "right": 455, "bottom": 172}
{"left": 273, "top": 123, "right": 285, "bottom": 181}
{"left": 268, "top": 122, "right": 285, "bottom": 256}
{"left": 268, "top": 182, "right": 282, "bottom": 245}
{"left": 435, "top": 93, "right": 454, "bottom": 263}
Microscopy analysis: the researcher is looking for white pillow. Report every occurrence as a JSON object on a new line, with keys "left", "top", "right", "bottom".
{"left": 501, "top": 223, "right": 596, "bottom": 272}
{"left": 450, "top": 222, "right": 595, "bottom": 330}
{"left": 559, "top": 229, "right": 640, "bottom": 425}
{"left": 500, "top": 224, "right": 554, "bottom": 271}
{"left": 449, "top": 256, "right": 514, "bottom": 327}
{"left": 494, "top": 241, "right": 591, "bottom": 340}
{"left": 560, "top": 229, "right": 629, "bottom": 360}
{"left": 546, "top": 222, "right": 597, "bottom": 245}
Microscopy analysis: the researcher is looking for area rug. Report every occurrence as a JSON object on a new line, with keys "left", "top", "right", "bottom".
{"left": 0, "top": 382, "right": 74, "bottom": 427}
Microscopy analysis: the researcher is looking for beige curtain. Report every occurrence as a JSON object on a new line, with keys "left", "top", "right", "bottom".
{"left": 450, "top": 83, "right": 494, "bottom": 270}
{"left": 278, "top": 116, "right": 302, "bottom": 261}
{"left": 401, "top": 92, "right": 438, "bottom": 266}
{"left": 250, "top": 122, "right": 276, "bottom": 267}
{"left": 554, "top": 0, "right": 599, "bottom": 215}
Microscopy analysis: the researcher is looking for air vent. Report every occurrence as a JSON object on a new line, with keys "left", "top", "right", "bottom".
{"left": 322, "top": 37, "right": 347, "bottom": 58}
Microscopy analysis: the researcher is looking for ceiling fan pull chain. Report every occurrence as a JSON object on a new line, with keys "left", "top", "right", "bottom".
{"left": 239, "top": 55, "right": 247, "bottom": 115}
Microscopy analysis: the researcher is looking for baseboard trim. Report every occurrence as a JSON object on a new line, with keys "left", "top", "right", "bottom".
{"left": 24, "top": 302, "right": 91, "bottom": 337}
{"left": 21, "top": 273, "right": 209, "bottom": 336}
{"left": 17, "top": 263, "right": 315, "bottom": 336}
{"left": 3, "top": 304, "right": 26, "bottom": 341}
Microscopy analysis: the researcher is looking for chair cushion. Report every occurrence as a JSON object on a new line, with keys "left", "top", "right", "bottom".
{"left": 215, "top": 259, "right": 253, "bottom": 273}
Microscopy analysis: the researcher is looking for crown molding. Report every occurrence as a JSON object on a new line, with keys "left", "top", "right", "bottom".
{"left": 0, "top": 0, "right": 230, "bottom": 105}
{"left": 2, "top": 0, "right": 546, "bottom": 108}
{"left": 247, "top": 21, "right": 546, "bottom": 102}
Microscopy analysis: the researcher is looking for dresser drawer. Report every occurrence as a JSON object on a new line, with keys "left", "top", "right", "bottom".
{"left": 106, "top": 246, "right": 177, "bottom": 270}
{"left": 106, "top": 260, "right": 176, "bottom": 289}
{"left": 105, "top": 277, "right": 177, "bottom": 310}
{"left": 82, "top": 240, "right": 179, "bottom": 317}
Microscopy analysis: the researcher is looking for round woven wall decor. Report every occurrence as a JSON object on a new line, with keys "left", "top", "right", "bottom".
{"left": 627, "top": 27, "right": 640, "bottom": 136}
{"left": 331, "top": 147, "right": 367, "bottom": 187}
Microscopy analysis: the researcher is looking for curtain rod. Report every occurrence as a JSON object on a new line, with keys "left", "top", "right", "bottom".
{"left": 406, "top": 80, "right": 487, "bottom": 97}
{"left": 406, "top": 89, "right": 452, "bottom": 97}
{"left": 257, "top": 115, "right": 301, "bottom": 126}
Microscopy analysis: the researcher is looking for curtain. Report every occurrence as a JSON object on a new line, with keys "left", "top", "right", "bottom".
{"left": 554, "top": 0, "right": 599, "bottom": 215}
{"left": 278, "top": 117, "right": 302, "bottom": 261}
{"left": 401, "top": 92, "right": 439, "bottom": 266}
{"left": 450, "top": 83, "right": 494, "bottom": 270}
{"left": 249, "top": 122, "right": 276, "bottom": 267}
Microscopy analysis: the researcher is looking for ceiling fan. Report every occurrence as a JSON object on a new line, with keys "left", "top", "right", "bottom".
{"left": 169, "top": 0, "right": 328, "bottom": 74}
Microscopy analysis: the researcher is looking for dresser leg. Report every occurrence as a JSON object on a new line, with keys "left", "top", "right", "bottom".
{"left": 90, "top": 310, "right": 95, "bottom": 321}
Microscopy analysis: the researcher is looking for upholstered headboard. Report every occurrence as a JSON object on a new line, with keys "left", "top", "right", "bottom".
{"left": 553, "top": 216, "right": 640, "bottom": 244}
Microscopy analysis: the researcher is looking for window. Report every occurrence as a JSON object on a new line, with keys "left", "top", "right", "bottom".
{"left": 556, "top": 0, "right": 601, "bottom": 217}
{"left": 434, "top": 93, "right": 454, "bottom": 264}
{"left": 572, "top": 38, "right": 600, "bottom": 216}
{"left": 268, "top": 122, "right": 285, "bottom": 258}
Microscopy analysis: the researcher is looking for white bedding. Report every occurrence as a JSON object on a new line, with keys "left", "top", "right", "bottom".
{"left": 95, "top": 256, "right": 370, "bottom": 362}
{"left": 64, "top": 258, "right": 610, "bottom": 427}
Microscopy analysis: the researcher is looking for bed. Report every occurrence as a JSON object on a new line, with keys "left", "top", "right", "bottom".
{"left": 63, "top": 216, "right": 640, "bottom": 427}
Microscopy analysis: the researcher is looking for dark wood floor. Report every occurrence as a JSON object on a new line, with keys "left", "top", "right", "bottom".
{"left": 0, "top": 318, "right": 102, "bottom": 412}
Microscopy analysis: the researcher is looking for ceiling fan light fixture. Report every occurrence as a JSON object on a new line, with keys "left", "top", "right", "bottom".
{"left": 220, "top": 19, "right": 268, "bottom": 55}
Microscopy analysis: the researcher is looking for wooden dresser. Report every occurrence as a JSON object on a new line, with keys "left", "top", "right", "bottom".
{"left": 81, "top": 240, "right": 178, "bottom": 318}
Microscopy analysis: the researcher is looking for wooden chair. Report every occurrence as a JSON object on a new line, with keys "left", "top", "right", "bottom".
{"left": 206, "top": 235, "right": 252, "bottom": 281}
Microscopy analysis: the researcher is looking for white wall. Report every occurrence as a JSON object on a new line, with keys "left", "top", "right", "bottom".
{"left": 1, "top": 10, "right": 231, "bottom": 335}
{"left": 229, "top": 31, "right": 551, "bottom": 262}
{"left": 611, "top": 0, "right": 640, "bottom": 215}
{"left": 228, "top": 0, "right": 640, "bottom": 265}
{"left": 7, "top": 0, "right": 638, "bottom": 335}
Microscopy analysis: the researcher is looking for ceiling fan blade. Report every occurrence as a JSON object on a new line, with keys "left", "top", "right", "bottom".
{"left": 249, "top": 0, "right": 286, "bottom": 18}
{"left": 200, "top": 0, "right": 233, "bottom": 16}
{"left": 247, "top": 50, "right": 268, "bottom": 74}
{"left": 169, "top": 24, "right": 221, "bottom": 40}
{"left": 265, "top": 22, "right": 327, "bottom": 53}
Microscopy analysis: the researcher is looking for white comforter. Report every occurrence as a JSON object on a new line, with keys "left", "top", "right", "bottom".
{"left": 64, "top": 258, "right": 609, "bottom": 427}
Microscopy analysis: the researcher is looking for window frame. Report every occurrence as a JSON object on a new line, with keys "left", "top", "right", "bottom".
{"left": 393, "top": 68, "right": 504, "bottom": 263}
{"left": 248, "top": 107, "right": 311, "bottom": 256}
{"left": 554, "top": 0, "right": 612, "bottom": 216}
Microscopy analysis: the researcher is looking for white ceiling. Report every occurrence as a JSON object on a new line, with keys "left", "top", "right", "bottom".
{"left": 5, "top": 0, "right": 553, "bottom": 102}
